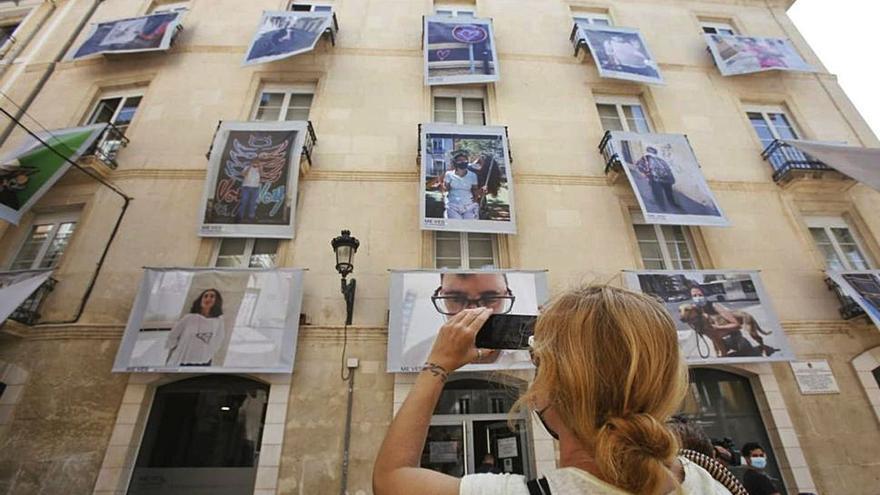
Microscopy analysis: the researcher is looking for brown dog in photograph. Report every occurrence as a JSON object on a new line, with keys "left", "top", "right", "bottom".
{"left": 678, "top": 303, "right": 774, "bottom": 357}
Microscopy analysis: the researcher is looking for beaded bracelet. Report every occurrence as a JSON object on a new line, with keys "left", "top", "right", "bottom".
{"left": 421, "top": 362, "right": 449, "bottom": 382}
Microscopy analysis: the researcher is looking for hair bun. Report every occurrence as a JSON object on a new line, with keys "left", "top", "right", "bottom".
{"left": 599, "top": 414, "right": 677, "bottom": 459}
{"left": 594, "top": 413, "right": 679, "bottom": 493}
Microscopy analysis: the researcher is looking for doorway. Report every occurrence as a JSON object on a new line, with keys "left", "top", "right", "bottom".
{"left": 420, "top": 377, "right": 534, "bottom": 477}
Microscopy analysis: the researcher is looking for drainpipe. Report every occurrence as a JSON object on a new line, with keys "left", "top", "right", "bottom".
{"left": 0, "top": 0, "right": 58, "bottom": 79}
{"left": 0, "top": 0, "right": 104, "bottom": 147}
{"left": 340, "top": 358, "right": 358, "bottom": 495}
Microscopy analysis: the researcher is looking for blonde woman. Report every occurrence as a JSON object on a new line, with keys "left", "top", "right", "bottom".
{"left": 373, "top": 285, "right": 730, "bottom": 494}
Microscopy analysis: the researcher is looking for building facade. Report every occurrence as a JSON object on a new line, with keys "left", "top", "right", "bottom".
{"left": 0, "top": 0, "right": 879, "bottom": 494}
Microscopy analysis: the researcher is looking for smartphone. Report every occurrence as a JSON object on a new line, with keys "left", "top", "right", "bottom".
{"left": 475, "top": 314, "right": 536, "bottom": 350}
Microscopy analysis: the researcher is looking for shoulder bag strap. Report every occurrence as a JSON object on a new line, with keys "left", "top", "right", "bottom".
{"left": 526, "top": 476, "right": 552, "bottom": 495}
{"left": 679, "top": 449, "right": 749, "bottom": 495}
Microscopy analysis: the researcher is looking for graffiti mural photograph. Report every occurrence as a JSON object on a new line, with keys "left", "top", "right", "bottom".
{"left": 624, "top": 270, "right": 794, "bottom": 364}
{"left": 198, "top": 121, "right": 307, "bottom": 238}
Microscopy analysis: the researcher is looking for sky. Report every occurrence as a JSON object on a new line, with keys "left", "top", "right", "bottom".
{"left": 789, "top": 0, "right": 880, "bottom": 139}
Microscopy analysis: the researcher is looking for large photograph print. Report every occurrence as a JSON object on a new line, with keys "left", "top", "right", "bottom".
{"left": 827, "top": 271, "right": 880, "bottom": 328}
{"left": 198, "top": 121, "right": 307, "bottom": 238}
{"left": 0, "top": 124, "right": 106, "bottom": 224}
{"left": 420, "top": 123, "right": 516, "bottom": 234}
{"left": 424, "top": 15, "right": 499, "bottom": 86}
{"left": 71, "top": 11, "right": 183, "bottom": 59}
{"left": 0, "top": 269, "right": 52, "bottom": 323}
{"left": 624, "top": 270, "right": 794, "bottom": 364}
{"left": 611, "top": 131, "right": 728, "bottom": 226}
{"left": 388, "top": 270, "right": 549, "bottom": 372}
{"left": 705, "top": 34, "right": 814, "bottom": 76}
{"left": 243, "top": 11, "right": 334, "bottom": 66}
{"left": 113, "top": 268, "right": 305, "bottom": 373}
{"left": 577, "top": 25, "right": 663, "bottom": 84}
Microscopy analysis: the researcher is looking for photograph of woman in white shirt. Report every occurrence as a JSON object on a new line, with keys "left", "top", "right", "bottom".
{"left": 165, "top": 288, "right": 227, "bottom": 367}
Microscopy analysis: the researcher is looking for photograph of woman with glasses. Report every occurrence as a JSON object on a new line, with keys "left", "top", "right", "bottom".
{"left": 390, "top": 270, "right": 546, "bottom": 371}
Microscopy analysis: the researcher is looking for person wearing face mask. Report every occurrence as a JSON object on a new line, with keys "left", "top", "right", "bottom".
{"left": 740, "top": 443, "right": 780, "bottom": 495}
{"left": 688, "top": 286, "right": 778, "bottom": 357}
{"left": 373, "top": 285, "right": 732, "bottom": 495}
{"left": 440, "top": 149, "right": 486, "bottom": 220}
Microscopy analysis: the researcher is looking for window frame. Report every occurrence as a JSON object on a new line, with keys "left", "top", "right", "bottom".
{"left": 433, "top": 232, "right": 499, "bottom": 269}
{"left": 250, "top": 82, "right": 316, "bottom": 122}
{"left": 631, "top": 211, "right": 700, "bottom": 270}
{"left": 434, "top": 6, "right": 476, "bottom": 17}
{"left": 572, "top": 12, "right": 612, "bottom": 26}
{"left": 805, "top": 216, "right": 874, "bottom": 271}
{"left": 595, "top": 95, "right": 654, "bottom": 133}
{"left": 700, "top": 21, "right": 737, "bottom": 35}
{"left": 288, "top": 2, "right": 333, "bottom": 12}
{"left": 744, "top": 104, "right": 803, "bottom": 143}
{"left": 211, "top": 238, "right": 280, "bottom": 269}
{"left": 432, "top": 87, "right": 487, "bottom": 126}
{"left": 84, "top": 89, "right": 144, "bottom": 128}
{"left": 7, "top": 210, "right": 80, "bottom": 271}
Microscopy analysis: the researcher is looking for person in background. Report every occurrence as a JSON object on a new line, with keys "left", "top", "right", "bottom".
{"left": 741, "top": 442, "right": 780, "bottom": 495}
{"left": 475, "top": 453, "right": 501, "bottom": 474}
{"left": 373, "top": 285, "right": 730, "bottom": 494}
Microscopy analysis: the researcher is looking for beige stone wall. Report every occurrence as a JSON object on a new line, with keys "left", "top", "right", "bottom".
{"left": 0, "top": 0, "right": 879, "bottom": 493}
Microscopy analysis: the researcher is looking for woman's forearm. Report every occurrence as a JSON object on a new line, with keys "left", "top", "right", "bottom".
{"left": 374, "top": 369, "right": 446, "bottom": 474}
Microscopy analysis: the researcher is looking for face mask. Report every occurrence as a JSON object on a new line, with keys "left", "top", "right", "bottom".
{"left": 693, "top": 296, "right": 706, "bottom": 306}
{"left": 534, "top": 407, "right": 559, "bottom": 440}
{"left": 750, "top": 456, "right": 767, "bottom": 469}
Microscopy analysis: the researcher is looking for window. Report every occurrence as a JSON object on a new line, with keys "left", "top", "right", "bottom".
{"left": 148, "top": 1, "right": 189, "bottom": 13}
{"left": 632, "top": 212, "right": 699, "bottom": 270}
{"left": 213, "top": 238, "right": 279, "bottom": 268}
{"left": 434, "top": 231, "right": 497, "bottom": 269}
{"left": 745, "top": 106, "right": 801, "bottom": 151}
{"left": 595, "top": 96, "right": 652, "bottom": 133}
{"left": 85, "top": 91, "right": 143, "bottom": 159}
{"left": 434, "top": 6, "right": 475, "bottom": 17}
{"left": 573, "top": 12, "right": 612, "bottom": 27}
{"left": 127, "top": 376, "right": 269, "bottom": 494}
{"left": 805, "top": 216, "right": 873, "bottom": 271}
{"left": 700, "top": 21, "right": 736, "bottom": 35}
{"left": 252, "top": 84, "right": 315, "bottom": 121}
{"left": 9, "top": 211, "right": 79, "bottom": 271}
{"left": 289, "top": 3, "right": 333, "bottom": 12}
{"left": 432, "top": 89, "right": 486, "bottom": 125}
{"left": 0, "top": 22, "right": 19, "bottom": 46}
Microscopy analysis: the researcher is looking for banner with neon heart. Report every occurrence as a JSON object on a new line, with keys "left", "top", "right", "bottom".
{"left": 424, "top": 15, "right": 499, "bottom": 86}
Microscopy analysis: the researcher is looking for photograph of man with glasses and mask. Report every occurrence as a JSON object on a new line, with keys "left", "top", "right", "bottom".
{"left": 387, "top": 270, "right": 547, "bottom": 372}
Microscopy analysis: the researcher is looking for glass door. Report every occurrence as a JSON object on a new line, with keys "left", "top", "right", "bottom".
{"left": 473, "top": 419, "right": 530, "bottom": 475}
{"left": 421, "top": 421, "right": 468, "bottom": 477}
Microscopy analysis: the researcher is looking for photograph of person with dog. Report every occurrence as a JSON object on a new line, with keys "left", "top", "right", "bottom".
{"left": 625, "top": 270, "right": 793, "bottom": 364}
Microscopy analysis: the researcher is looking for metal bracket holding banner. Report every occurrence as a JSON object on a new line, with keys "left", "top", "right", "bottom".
{"left": 598, "top": 129, "right": 622, "bottom": 174}
{"left": 570, "top": 23, "right": 588, "bottom": 57}
{"left": 824, "top": 277, "right": 866, "bottom": 320}
{"left": 325, "top": 12, "right": 340, "bottom": 46}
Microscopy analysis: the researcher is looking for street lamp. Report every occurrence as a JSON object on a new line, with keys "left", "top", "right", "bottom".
{"left": 331, "top": 230, "right": 360, "bottom": 325}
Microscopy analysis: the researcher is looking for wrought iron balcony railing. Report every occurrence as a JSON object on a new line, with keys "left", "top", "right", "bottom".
{"left": 599, "top": 130, "right": 622, "bottom": 174}
{"left": 825, "top": 277, "right": 866, "bottom": 321}
{"left": 761, "top": 139, "right": 833, "bottom": 184}
{"left": 9, "top": 276, "right": 57, "bottom": 326}
{"left": 83, "top": 122, "right": 130, "bottom": 170}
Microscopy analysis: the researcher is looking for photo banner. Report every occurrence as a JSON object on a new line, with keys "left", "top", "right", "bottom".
{"left": 243, "top": 10, "right": 335, "bottom": 66}
{"left": 388, "top": 270, "right": 549, "bottom": 372}
{"left": 420, "top": 123, "right": 516, "bottom": 234}
{"left": 705, "top": 34, "right": 814, "bottom": 76}
{"left": 574, "top": 24, "right": 663, "bottom": 85}
{"left": 623, "top": 270, "right": 794, "bottom": 365}
{"left": 424, "top": 15, "right": 499, "bottom": 86}
{"left": 0, "top": 269, "right": 52, "bottom": 323}
{"left": 113, "top": 268, "right": 305, "bottom": 373}
{"left": 0, "top": 124, "right": 106, "bottom": 225}
{"left": 827, "top": 270, "right": 880, "bottom": 329}
{"left": 609, "top": 131, "right": 728, "bottom": 226}
{"left": 71, "top": 11, "right": 184, "bottom": 59}
{"left": 782, "top": 140, "right": 880, "bottom": 193}
{"left": 198, "top": 121, "right": 307, "bottom": 238}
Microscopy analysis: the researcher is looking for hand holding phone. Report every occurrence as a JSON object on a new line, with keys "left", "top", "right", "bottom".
{"left": 475, "top": 314, "right": 536, "bottom": 350}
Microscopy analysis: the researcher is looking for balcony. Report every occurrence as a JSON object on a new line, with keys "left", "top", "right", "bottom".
{"left": 8, "top": 276, "right": 57, "bottom": 326}
{"left": 598, "top": 130, "right": 625, "bottom": 183}
{"left": 825, "top": 277, "right": 866, "bottom": 321}
{"left": 77, "top": 122, "right": 130, "bottom": 176}
{"left": 761, "top": 139, "right": 853, "bottom": 191}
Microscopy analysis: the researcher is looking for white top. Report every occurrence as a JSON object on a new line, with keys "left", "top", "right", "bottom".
{"left": 444, "top": 170, "right": 479, "bottom": 206}
{"left": 242, "top": 165, "right": 261, "bottom": 188}
{"left": 165, "top": 313, "right": 226, "bottom": 366}
{"left": 460, "top": 458, "right": 732, "bottom": 495}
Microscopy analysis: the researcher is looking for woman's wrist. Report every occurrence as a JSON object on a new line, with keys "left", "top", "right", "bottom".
{"left": 421, "top": 361, "right": 450, "bottom": 382}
